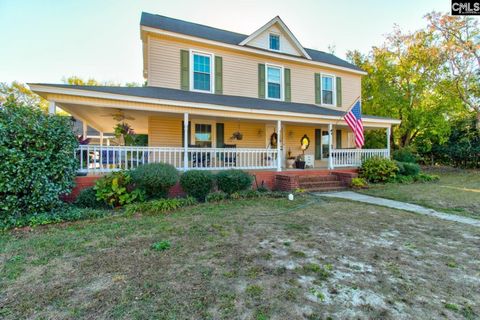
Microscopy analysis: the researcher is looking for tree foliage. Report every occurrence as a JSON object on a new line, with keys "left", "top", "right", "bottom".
{"left": 0, "top": 81, "right": 48, "bottom": 111}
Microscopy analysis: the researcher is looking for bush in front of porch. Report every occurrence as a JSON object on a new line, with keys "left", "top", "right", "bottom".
{"left": 0, "top": 99, "right": 78, "bottom": 223}
{"left": 130, "top": 163, "right": 179, "bottom": 199}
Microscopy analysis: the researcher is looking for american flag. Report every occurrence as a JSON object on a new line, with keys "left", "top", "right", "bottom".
{"left": 344, "top": 99, "right": 364, "bottom": 148}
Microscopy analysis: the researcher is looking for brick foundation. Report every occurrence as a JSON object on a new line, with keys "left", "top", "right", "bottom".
{"left": 63, "top": 168, "right": 358, "bottom": 202}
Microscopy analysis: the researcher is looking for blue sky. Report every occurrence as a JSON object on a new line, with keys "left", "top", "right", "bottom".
{"left": 0, "top": 0, "right": 449, "bottom": 85}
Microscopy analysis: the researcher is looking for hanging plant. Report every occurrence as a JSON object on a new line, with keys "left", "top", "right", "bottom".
{"left": 114, "top": 122, "right": 136, "bottom": 146}
{"left": 231, "top": 131, "right": 243, "bottom": 140}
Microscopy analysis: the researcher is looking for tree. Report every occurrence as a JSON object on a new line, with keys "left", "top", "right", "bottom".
{"left": 426, "top": 12, "right": 480, "bottom": 128}
{"left": 348, "top": 27, "right": 461, "bottom": 148}
{"left": 0, "top": 81, "right": 48, "bottom": 111}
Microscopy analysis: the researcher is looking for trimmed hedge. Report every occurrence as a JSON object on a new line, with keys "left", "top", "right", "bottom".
{"left": 216, "top": 170, "right": 253, "bottom": 194}
{"left": 180, "top": 170, "right": 214, "bottom": 201}
{"left": 131, "top": 163, "right": 179, "bottom": 199}
{"left": 360, "top": 157, "right": 398, "bottom": 183}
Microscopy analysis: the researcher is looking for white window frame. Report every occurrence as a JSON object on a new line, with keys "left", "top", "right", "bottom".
{"left": 320, "top": 73, "right": 336, "bottom": 107}
{"left": 265, "top": 63, "right": 284, "bottom": 101}
{"left": 190, "top": 119, "right": 216, "bottom": 147}
{"left": 189, "top": 49, "right": 215, "bottom": 94}
{"left": 269, "top": 33, "right": 280, "bottom": 51}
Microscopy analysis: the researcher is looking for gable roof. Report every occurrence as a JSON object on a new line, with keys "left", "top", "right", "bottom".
{"left": 140, "top": 12, "right": 364, "bottom": 73}
{"left": 29, "top": 84, "right": 399, "bottom": 123}
{"left": 238, "top": 16, "right": 311, "bottom": 60}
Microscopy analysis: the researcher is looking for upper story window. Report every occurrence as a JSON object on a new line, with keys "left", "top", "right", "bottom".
{"left": 321, "top": 75, "right": 335, "bottom": 105}
{"left": 269, "top": 34, "right": 280, "bottom": 51}
{"left": 267, "top": 65, "right": 282, "bottom": 100}
{"left": 191, "top": 51, "right": 213, "bottom": 92}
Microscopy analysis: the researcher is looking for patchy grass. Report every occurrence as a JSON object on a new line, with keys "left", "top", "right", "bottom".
{"left": 1, "top": 196, "right": 479, "bottom": 319}
{"left": 359, "top": 167, "right": 480, "bottom": 219}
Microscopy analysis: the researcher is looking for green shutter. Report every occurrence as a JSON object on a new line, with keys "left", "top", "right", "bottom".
{"left": 216, "top": 123, "right": 224, "bottom": 147}
{"left": 215, "top": 56, "right": 223, "bottom": 94}
{"left": 284, "top": 68, "right": 291, "bottom": 102}
{"left": 258, "top": 64, "right": 265, "bottom": 98}
{"left": 315, "top": 73, "right": 321, "bottom": 104}
{"left": 180, "top": 50, "right": 189, "bottom": 91}
{"left": 336, "top": 129, "right": 342, "bottom": 149}
{"left": 181, "top": 121, "right": 191, "bottom": 147}
{"left": 336, "top": 77, "right": 342, "bottom": 107}
{"left": 315, "top": 129, "right": 322, "bottom": 160}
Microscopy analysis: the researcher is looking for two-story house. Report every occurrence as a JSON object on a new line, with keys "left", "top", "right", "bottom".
{"left": 30, "top": 13, "right": 399, "bottom": 176}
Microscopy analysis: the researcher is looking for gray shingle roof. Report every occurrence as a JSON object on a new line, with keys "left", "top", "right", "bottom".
{"left": 31, "top": 84, "right": 397, "bottom": 122}
{"left": 140, "top": 12, "right": 364, "bottom": 72}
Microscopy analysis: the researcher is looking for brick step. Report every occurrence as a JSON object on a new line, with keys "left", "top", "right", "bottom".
{"left": 299, "top": 181, "right": 347, "bottom": 189}
{"left": 305, "top": 186, "right": 349, "bottom": 193}
{"left": 298, "top": 175, "right": 340, "bottom": 183}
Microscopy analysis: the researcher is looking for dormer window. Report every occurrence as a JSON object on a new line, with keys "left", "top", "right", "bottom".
{"left": 269, "top": 34, "right": 280, "bottom": 51}
{"left": 190, "top": 50, "right": 214, "bottom": 93}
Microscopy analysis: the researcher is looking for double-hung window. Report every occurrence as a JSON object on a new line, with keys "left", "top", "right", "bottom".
{"left": 191, "top": 51, "right": 213, "bottom": 92}
{"left": 269, "top": 34, "right": 280, "bottom": 51}
{"left": 266, "top": 65, "right": 282, "bottom": 100}
{"left": 321, "top": 75, "right": 335, "bottom": 105}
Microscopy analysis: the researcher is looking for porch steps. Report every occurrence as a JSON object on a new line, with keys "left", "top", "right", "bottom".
{"left": 298, "top": 174, "right": 348, "bottom": 193}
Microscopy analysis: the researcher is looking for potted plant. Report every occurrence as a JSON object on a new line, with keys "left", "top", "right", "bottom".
{"left": 230, "top": 131, "right": 243, "bottom": 140}
{"left": 286, "top": 149, "right": 296, "bottom": 169}
{"left": 295, "top": 153, "right": 306, "bottom": 169}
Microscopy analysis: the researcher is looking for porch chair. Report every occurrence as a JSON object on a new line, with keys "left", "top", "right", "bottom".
{"left": 189, "top": 144, "right": 211, "bottom": 168}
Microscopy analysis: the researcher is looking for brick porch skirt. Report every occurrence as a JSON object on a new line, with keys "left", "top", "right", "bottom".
{"left": 63, "top": 169, "right": 358, "bottom": 202}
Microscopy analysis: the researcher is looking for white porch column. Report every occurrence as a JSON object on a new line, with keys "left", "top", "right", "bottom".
{"left": 48, "top": 101, "right": 56, "bottom": 114}
{"left": 82, "top": 121, "right": 88, "bottom": 138}
{"left": 100, "top": 132, "right": 104, "bottom": 146}
{"left": 386, "top": 126, "right": 391, "bottom": 158}
{"left": 183, "top": 112, "right": 189, "bottom": 171}
{"left": 328, "top": 123, "right": 334, "bottom": 170}
{"left": 276, "top": 120, "right": 282, "bottom": 172}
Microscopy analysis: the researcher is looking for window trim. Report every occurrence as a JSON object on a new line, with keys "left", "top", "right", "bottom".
{"left": 269, "top": 33, "right": 280, "bottom": 51}
{"left": 189, "top": 49, "right": 215, "bottom": 94}
{"left": 320, "top": 73, "right": 336, "bottom": 107}
{"left": 265, "top": 63, "right": 284, "bottom": 101}
{"left": 190, "top": 119, "right": 216, "bottom": 147}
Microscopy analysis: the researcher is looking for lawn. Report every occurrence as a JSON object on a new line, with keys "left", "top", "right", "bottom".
{"left": 1, "top": 196, "right": 479, "bottom": 319}
{"left": 359, "top": 167, "right": 480, "bottom": 219}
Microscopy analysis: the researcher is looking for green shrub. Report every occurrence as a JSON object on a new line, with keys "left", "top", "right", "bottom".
{"left": 205, "top": 191, "right": 228, "bottom": 203}
{"left": 180, "top": 170, "right": 214, "bottom": 201}
{"left": 151, "top": 240, "right": 171, "bottom": 251}
{"left": 216, "top": 170, "right": 253, "bottom": 194}
{"left": 396, "top": 161, "right": 420, "bottom": 176}
{"left": 131, "top": 163, "right": 179, "bottom": 199}
{"left": 393, "top": 175, "right": 415, "bottom": 184}
{"left": 74, "top": 187, "right": 108, "bottom": 209}
{"left": 350, "top": 177, "right": 368, "bottom": 189}
{"left": 360, "top": 157, "right": 398, "bottom": 183}
{"left": 393, "top": 148, "right": 417, "bottom": 163}
{"left": 124, "top": 197, "right": 196, "bottom": 216}
{"left": 94, "top": 171, "right": 144, "bottom": 207}
{"left": 414, "top": 173, "right": 440, "bottom": 182}
{"left": 0, "top": 205, "right": 112, "bottom": 230}
{"left": 0, "top": 100, "right": 78, "bottom": 220}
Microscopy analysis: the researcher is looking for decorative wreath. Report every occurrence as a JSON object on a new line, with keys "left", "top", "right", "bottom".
{"left": 270, "top": 132, "right": 278, "bottom": 148}
{"left": 300, "top": 134, "right": 310, "bottom": 150}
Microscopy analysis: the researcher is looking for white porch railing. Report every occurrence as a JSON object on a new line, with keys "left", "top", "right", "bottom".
{"left": 330, "top": 149, "right": 390, "bottom": 168}
{"left": 76, "top": 145, "right": 278, "bottom": 173}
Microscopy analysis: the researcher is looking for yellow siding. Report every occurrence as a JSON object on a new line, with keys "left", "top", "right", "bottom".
{"left": 223, "top": 121, "right": 265, "bottom": 148}
{"left": 148, "top": 116, "right": 182, "bottom": 147}
{"left": 283, "top": 124, "right": 317, "bottom": 158}
{"left": 147, "top": 35, "right": 361, "bottom": 111}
